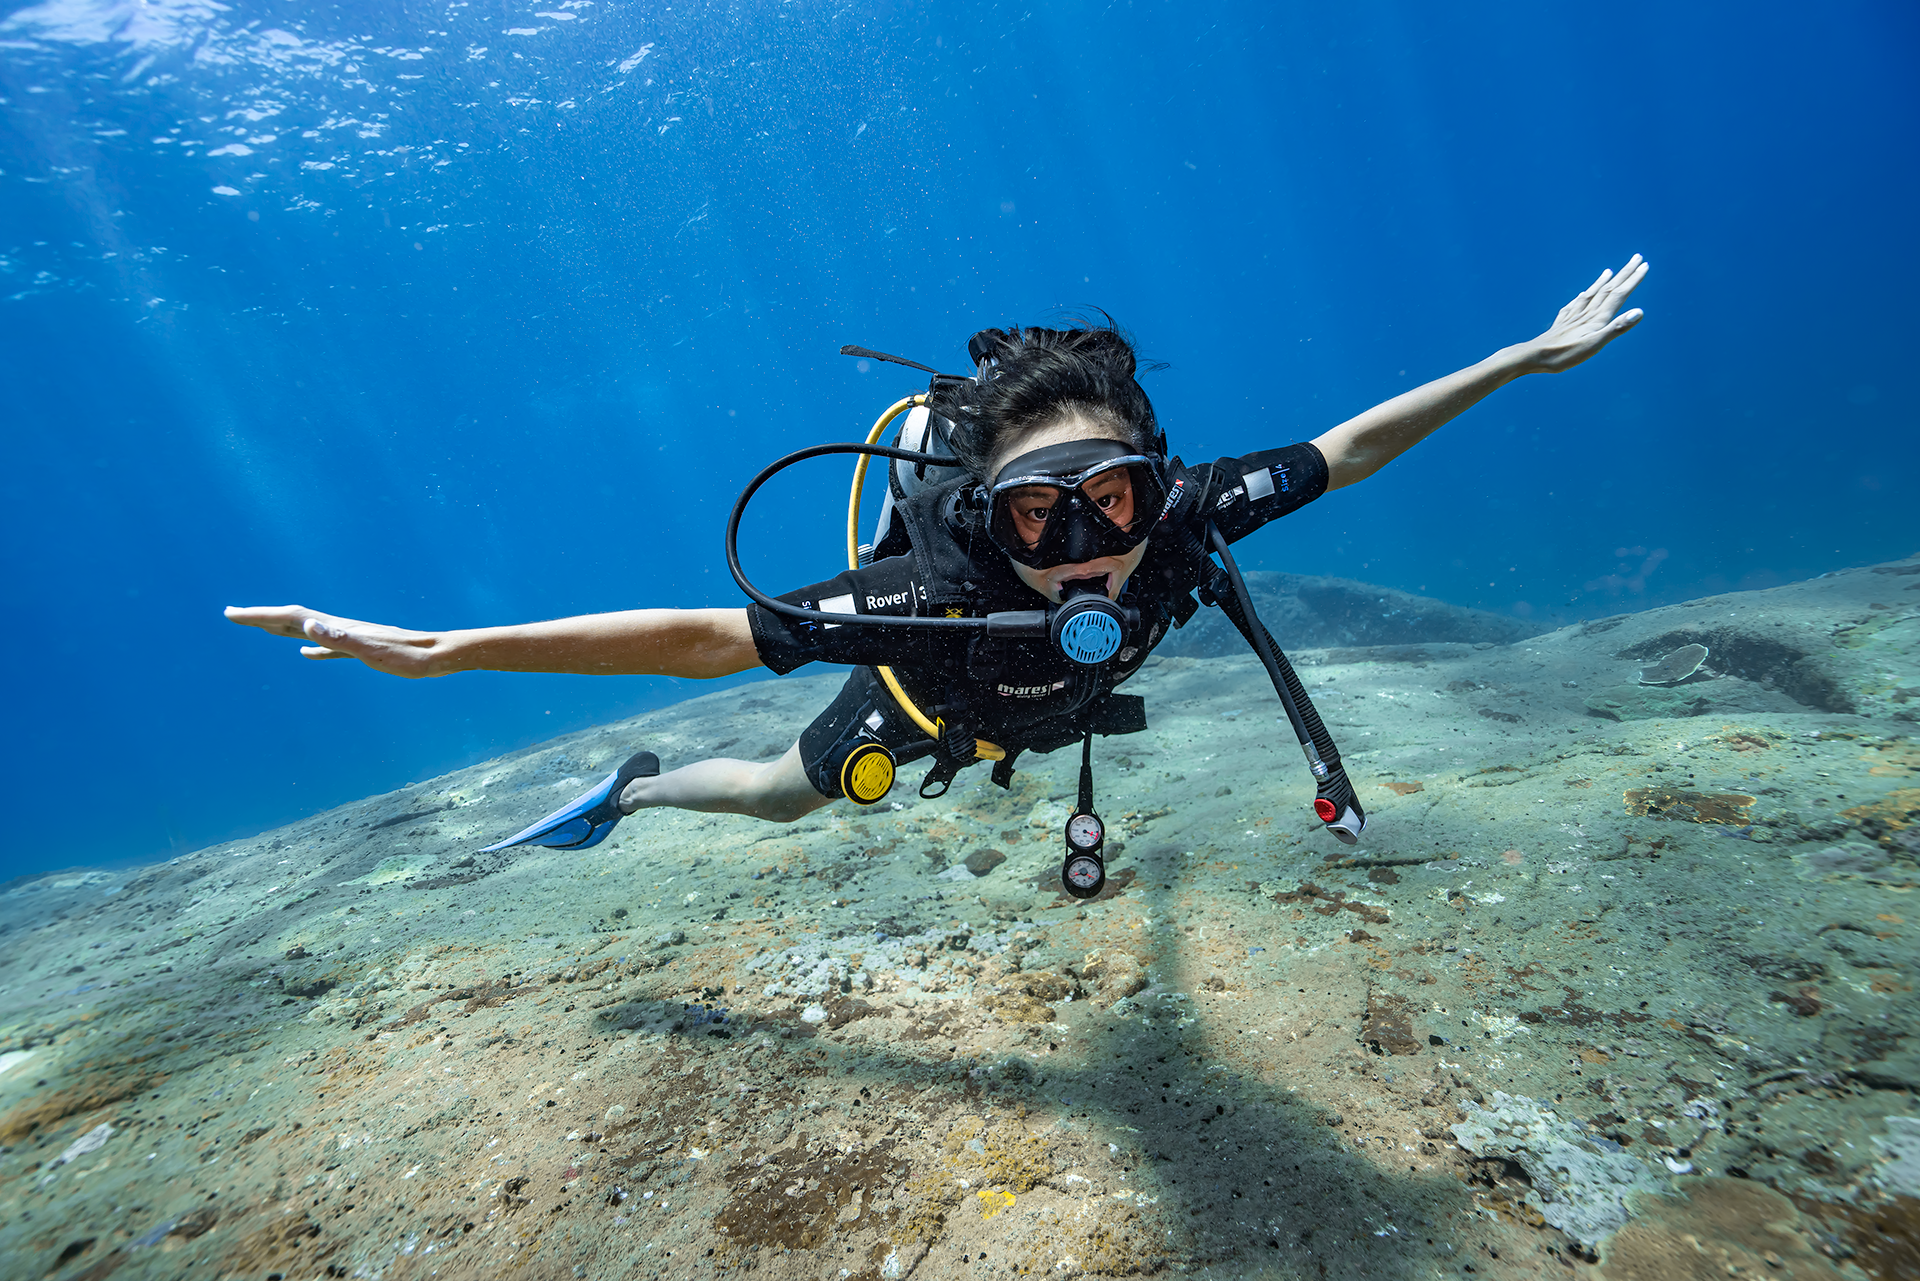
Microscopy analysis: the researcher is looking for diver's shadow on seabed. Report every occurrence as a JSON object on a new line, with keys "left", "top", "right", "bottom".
{"left": 552, "top": 889, "right": 1475, "bottom": 1280}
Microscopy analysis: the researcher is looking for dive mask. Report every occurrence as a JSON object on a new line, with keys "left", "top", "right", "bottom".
{"left": 986, "top": 437, "right": 1170, "bottom": 569}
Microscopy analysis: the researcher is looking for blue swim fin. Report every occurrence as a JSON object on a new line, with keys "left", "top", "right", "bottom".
{"left": 480, "top": 751, "right": 660, "bottom": 852}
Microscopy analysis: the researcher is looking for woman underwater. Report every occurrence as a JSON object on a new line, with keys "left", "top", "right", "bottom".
{"left": 228, "top": 256, "right": 1647, "bottom": 867}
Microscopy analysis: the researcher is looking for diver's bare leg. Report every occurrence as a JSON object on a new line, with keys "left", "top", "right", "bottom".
{"left": 616, "top": 742, "right": 831, "bottom": 823}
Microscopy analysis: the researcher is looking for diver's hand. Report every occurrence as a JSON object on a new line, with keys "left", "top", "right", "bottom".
{"left": 1514, "top": 254, "right": 1648, "bottom": 374}
{"left": 223, "top": 605, "right": 451, "bottom": 678}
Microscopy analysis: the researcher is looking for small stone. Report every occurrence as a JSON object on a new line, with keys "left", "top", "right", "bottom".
{"left": 964, "top": 849, "right": 1007, "bottom": 877}
{"left": 55, "top": 1123, "right": 113, "bottom": 1166}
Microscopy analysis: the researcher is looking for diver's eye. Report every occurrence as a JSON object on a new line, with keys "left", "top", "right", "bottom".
{"left": 1083, "top": 473, "right": 1133, "bottom": 519}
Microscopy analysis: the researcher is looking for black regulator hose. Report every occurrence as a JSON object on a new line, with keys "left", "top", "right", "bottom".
{"left": 1203, "top": 522, "right": 1367, "bottom": 844}
{"left": 726, "top": 441, "right": 996, "bottom": 631}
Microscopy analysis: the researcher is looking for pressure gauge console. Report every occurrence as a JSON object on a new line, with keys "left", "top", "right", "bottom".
{"left": 1060, "top": 808, "right": 1106, "bottom": 900}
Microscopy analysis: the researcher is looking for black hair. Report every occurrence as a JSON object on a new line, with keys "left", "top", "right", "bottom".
{"left": 934, "top": 318, "right": 1163, "bottom": 480}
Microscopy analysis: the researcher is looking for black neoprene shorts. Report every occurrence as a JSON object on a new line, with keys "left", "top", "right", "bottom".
{"left": 797, "top": 666, "right": 937, "bottom": 800}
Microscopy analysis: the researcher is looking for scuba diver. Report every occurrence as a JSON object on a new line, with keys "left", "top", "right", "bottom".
{"left": 228, "top": 256, "right": 1646, "bottom": 896}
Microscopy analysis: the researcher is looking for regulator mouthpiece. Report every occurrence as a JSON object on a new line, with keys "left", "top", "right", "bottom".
{"left": 1051, "top": 578, "right": 1127, "bottom": 666}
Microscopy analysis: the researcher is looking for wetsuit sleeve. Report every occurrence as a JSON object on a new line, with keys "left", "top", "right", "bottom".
{"left": 1196, "top": 441, "right": 1329, "bottom": 543}
{"left": 746, "top": 555, "right": 930, "bottom": 675}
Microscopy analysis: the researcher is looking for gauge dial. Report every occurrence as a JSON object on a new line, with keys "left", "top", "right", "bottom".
{"left": 1066, "top": 813, "right": 1104, "bottom": 850}
{"left": 1064, "top": 854, "right": 1104, "bottom": 892}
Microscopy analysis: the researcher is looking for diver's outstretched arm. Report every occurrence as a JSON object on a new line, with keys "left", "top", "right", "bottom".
{"left": 1312, "top": 254, "right": 1649, "bottom": 491}
{"left": 223, "top": 604, "right": 762, "bottom": 680}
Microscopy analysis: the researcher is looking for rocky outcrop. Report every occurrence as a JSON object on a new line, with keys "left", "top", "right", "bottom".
{"left": 1154, "top": 570, "right": 1545, "bottom": 659}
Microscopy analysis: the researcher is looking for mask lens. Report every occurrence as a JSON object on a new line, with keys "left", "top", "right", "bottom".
{"left": 1080, "top": 462, "right": 1142, "bottom": 531}
{"left": 992, "top": 483, "right": 1065, "bottom": 554}
{"left": 988, "top": 451, "right": 1167, "bottom": 568}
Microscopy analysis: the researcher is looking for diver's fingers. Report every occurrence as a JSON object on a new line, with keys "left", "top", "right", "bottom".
{"left": 1609, "top": 256, "right": 1650, "bottom": 305}
{"left": 1557, "top": 266, "right": 1616, "bottom": 326}
{"left": 230, "top": 604, "right": 441, "bottom": 674}
{"left": 1556, "top": 258, "right": 1647, "bottom": 335}
{"left": 225, "top": 603, "right": 337, "bottom": 639}
{"left": 1594, "top": 256, "right": 1648, "bottom": 314}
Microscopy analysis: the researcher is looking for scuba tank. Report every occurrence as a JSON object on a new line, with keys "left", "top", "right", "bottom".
{"left": 859, "top": 380, "right": 974, "bottom": 567}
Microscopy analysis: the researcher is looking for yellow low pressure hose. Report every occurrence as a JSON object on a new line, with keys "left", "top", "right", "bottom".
{"left": 847, "top": 394, "right": 1005, "bottom": 762}
{"left": 845, "top": 395, "right": 921, "bottom": 568}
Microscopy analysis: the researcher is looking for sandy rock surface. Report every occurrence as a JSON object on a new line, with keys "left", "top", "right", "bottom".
{"left": 3, "top": 560, "right": 1918, "bottom": 1280}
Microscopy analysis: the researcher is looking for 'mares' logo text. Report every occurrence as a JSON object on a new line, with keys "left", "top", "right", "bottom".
{"left": 996, "top": 679, "right": 1069, "bottom": 699}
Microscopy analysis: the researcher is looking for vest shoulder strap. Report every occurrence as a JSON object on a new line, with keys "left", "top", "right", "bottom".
{"left": 894, "top": 477, "right": 986, "bottom": 609}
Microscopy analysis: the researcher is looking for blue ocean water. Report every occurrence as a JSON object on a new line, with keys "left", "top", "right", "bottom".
{"left": 0, "top": 1, "right": 1913, "bottom": 879}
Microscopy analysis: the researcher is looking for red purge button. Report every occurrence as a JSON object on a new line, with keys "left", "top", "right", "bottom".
{"left": 1313, "top": 797, "right": 1339, "bottom": 822}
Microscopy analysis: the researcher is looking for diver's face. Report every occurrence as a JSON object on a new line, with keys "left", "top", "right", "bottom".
{"left": 992, "top": 414, "right": 1151, "bottom": 604}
